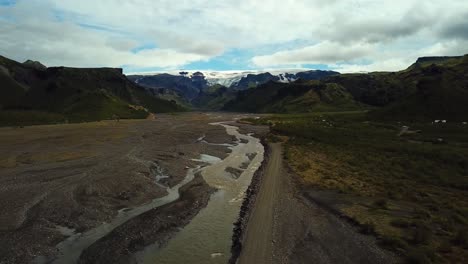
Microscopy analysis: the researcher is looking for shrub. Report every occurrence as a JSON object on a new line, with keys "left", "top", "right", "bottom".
{"left": 380, "top": 236, "right": 408, "bottom": 251}
{"left": 406, "top": 248, "right": 432, "bottom": 264}
{"left": 437, "top": 240, "right": 452, "bottom": 253}
{"left": 411, "top": 223, "right": 432, "bottom": 245}
{"left": 390, "top": 219, "right": 411, "bottom": 228}
{"left": 297, "top": 162, "right": 311, "bottom": 172}
{"left": 374, "top": 198, "right": 388, "bottom": 209}
{"left": 360, "top": 221, "right": 376, "bottom": 234}
{"left": 452, "top": 229, "right": 468, "bottom": 248}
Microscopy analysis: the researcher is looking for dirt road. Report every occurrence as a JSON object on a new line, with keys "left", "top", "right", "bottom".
{"left": 239, "top": 143, "right": 399, "bottom": 264}
{"left": 238, "top": 143, "right": 281, "bottom": 264}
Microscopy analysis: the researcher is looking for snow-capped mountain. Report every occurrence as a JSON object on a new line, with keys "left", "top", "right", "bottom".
{"left": 128, "top": 69, "right": 334, "bottom": 88}
{"left": 202, "top": 70, "right": 304, "bottom": 86}
{"left": 126, "top": 69, "right": 340, "bottom": 104}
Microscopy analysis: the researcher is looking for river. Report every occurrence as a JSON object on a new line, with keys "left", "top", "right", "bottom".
{"left": 37, "top": 121, "right": 264, "bottom": 264}
{"left": 136, "top": 122, "right": 264, "bottom": 263}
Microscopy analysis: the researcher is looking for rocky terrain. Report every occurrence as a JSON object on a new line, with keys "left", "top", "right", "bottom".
{"left": 0, "top": 113, "right": 241, "bottom": 263}
{"left": 78, "top": 173, "right": 216, "bottom": 264}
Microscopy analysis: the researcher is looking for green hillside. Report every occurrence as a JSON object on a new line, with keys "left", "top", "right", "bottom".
{"left": 191, "top": 84, "right": 237, "bottom": 110}
{"left": 371, "top": 55, "right": 468, "bottom": 121}
{"left": 224, "top": 55, "right": 468, "bottom": 121}
{"left": 0, "top": 55, "right": 184, "bottom": 126}
{"left": 223, "top": 80, "right": 363, "bottom": 113}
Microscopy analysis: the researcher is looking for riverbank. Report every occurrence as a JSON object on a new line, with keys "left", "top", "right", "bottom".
{"left": 134, "top": 121, "right": 268, "bottom": 264}
{"left": 230, "top": 138, "right": 271, "bottom": 264}
{"left": 78, "top": 172, "right": 215, "bottom": 263}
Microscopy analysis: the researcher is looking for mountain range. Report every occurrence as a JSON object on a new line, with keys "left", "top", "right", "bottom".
{"left": 224, "top": 55, "right": 468, "bottom": 121}
{"left": 1, "top": 54, "right": 467, "bottom": 125}
{"left": 126, "top": 69, "right": 339, "bottom": 109}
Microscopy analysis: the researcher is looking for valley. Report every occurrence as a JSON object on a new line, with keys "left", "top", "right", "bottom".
{"left": 1, "top": 54, "right": 467, "bottom": 264}
{"left": 2, "top": 0, "right": 468, "bottom": 263}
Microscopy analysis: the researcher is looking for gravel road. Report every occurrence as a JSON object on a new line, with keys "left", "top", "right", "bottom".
{"left": 239, "top": 143, "right": 400, "bottom": 264}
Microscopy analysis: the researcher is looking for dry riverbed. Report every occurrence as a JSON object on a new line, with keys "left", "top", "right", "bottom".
{"left": 0, "top": 113, "right": 261, "bottom": 263}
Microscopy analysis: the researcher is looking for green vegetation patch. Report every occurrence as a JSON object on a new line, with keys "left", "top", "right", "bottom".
{"left": 0, "top": 110, "right": 66, "bottom": 126}
{"left": 249, "top": 112, "right": 468, "bottom": 263}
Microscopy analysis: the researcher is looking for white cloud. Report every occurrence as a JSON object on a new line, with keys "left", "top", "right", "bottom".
{"left": 333, "top": 58, "right": 414, "bottom": 73}
{"left": 252, "top": 41, "right": 376, "bottom": 67}
{"left": 1, "top": 0, "right": 468, "bottom": 71}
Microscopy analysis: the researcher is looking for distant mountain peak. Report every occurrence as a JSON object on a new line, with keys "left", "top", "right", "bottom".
{"left": 23, "top": 60, "right": 47, "bottom": 70}
{"left": 415, "top": 56, "right": 463, "bottom": 64}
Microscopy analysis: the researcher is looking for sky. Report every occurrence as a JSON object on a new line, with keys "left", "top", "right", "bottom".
{"left": 1, "top": 0, "right": 467, "bottom": 73}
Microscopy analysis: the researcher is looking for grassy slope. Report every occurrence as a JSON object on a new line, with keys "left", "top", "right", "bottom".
{"left": 247, "top": 112, "right": 468, "bottom": 263}
{"left": 0, "top": 55, "right": 184, "bottom": 126}
{"left": 192, "top": 85, "right": 236, "bottom": 110}
{"left": 371, "top": 56, "right": 468, "bottom": 121}
{"left": 224, "top": 80, "right": 363, "bottom": 113}
{"left": 225, "top": 55, "right": 468, "bottom": 121}
{"left": 63, "top": 92, "right": 148, "bottom": 122}
{"left": 0, "top": 110, "right": 66, "bottom": 127}
{"left": 0, "top": 73, "right": 26, "bottom": 108}
{"left": 131, "top": 87, "right": 187, "bottom": 113}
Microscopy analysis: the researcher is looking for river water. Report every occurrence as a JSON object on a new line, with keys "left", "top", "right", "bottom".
{"left": 37, "top": 122, "right": 264, "bottom": 264}
{"left": 136, "top": 122, "right": 264, "bottom": 263}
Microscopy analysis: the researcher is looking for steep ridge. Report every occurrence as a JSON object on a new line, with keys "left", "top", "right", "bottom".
{"left": 0, "top": 55, "right": 184, "bottom": 126}
{"left": 224, "top": 55, "right": 468, "bottom": 121}
{"left": 223, "top": 79, "right": 362, "bottom": 113}
{"left": 371, "top": 56, "right": 468, "bottom": 121}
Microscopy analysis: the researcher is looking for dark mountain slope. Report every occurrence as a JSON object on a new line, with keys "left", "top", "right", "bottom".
{"left": 0, "top": 55, "right": 184, "bottom": 125}
{"left": 128, "top": 73, "right": 207, "bottom": 101}
{"left": 371, "top": 56, "right": 468, "bottom": 121}
{"left": 191, "top": 84, "right": 236, "bottom": 110}
{"left": 325, "top": 72, "right": 410, "bottom": 106}
{"left": 223, "top": 80, "right": 361, "bottom": 113}
{"left": 233, "top": 72, "right": 280, "bottom": 90}
{"left": 126, "top": 70, "right": 340, "bottom": 110}
{"left": 224, "top": 55, "right": 468, "bottom": 120}
{"left": 231, "top": 70, "right": 340, "bottom": 90}
{"left": 407, "top": 56, "right": 464, "bottom": 70}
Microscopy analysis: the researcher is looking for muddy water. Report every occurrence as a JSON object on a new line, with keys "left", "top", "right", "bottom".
{"left": 40, "top": 167, "right": 198, "bottom": 264}
{"left": 136, "top": 123, "right": 264, "bottom": 264}
{"left": 36, "top": 122, "right": 263, "bottom": 264}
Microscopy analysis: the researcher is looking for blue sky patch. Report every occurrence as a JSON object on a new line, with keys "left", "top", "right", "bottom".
{"left": 131, "top": 43, "right": 158, "bottom": 54}
{"left": 0, "top": 0, "right": 15, "bottom": 6}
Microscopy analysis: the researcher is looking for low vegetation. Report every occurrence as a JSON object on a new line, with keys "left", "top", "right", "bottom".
{"left": 0, "top": 110, "right": 66, "bottom": 126}
{"left": 223, "top": 80, "right": 364, "bottom": 113}
{"left": 246, "top": 112, "right": 468, "bottom": 263}
{"left": 0, "top": 55, "right": 185, "bottom": 126}
{"left": 226, "top": 55, "right": 468, "bottom": 123}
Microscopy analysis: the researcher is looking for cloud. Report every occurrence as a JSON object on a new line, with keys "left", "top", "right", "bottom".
{"left": 1, "top": 0, "right": 468, "bottom": 72}
{"left": 252, "top": 41, "right": 375, "bottom": 67}
{"left": 332, "top": 58, "right": 415, "bottom": 73}
{"left": 0, "top": 1, "right": 213, "bottom": 68}
{"left": 439, "top": 14, "right": 468, "bottom": 40}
